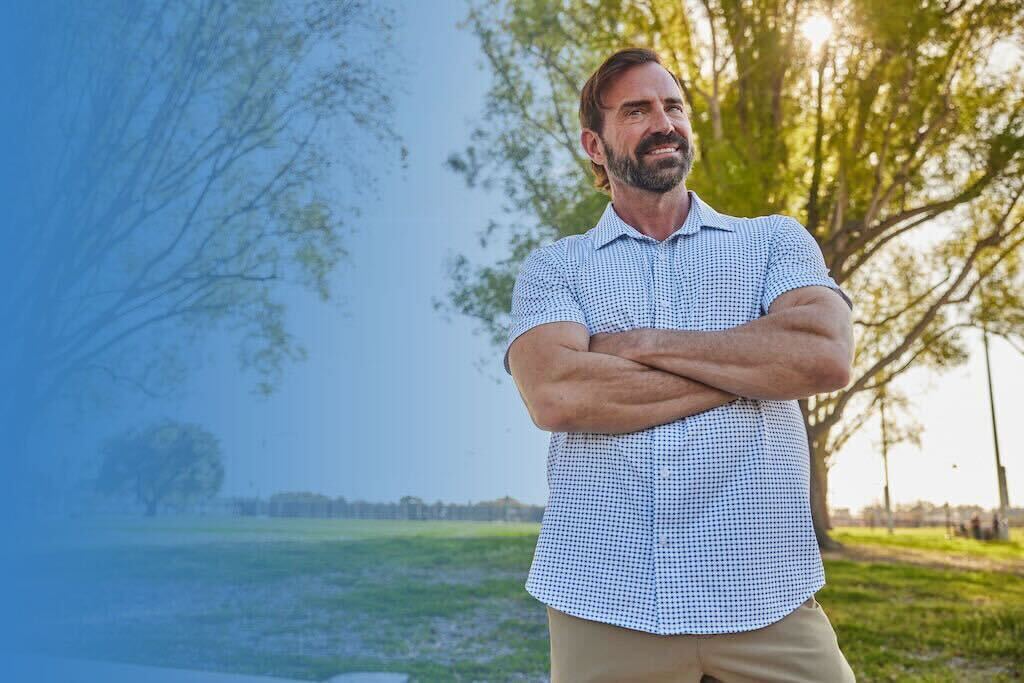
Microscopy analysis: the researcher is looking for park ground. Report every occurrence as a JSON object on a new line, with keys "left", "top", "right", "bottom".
{"left": 23, "top": 517, "right": 1024, "bottom": 682}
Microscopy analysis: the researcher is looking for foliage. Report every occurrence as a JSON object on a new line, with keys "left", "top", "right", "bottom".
{"left": 442, "top": 0, "right": 1024, "bottom": 545}
{"left": 96, "top": 420, "right": 224, "bottom": 516}
{"left": 4, "top": 0, "right": 402, "bottom": 460}
{"left": 270, "top": 491, "right": 334, "bottom": 504}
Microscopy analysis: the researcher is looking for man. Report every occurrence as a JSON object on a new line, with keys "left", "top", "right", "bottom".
{"left": 504, "top": 48, "right": 857, "bottom": 682}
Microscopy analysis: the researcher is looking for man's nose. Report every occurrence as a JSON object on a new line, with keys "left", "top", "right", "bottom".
{"left": 650, "top": 107, "right": 675, "bottom": 136}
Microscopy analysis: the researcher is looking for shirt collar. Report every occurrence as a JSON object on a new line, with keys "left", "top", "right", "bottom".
{"left": 591, "top": 190, "right": 734, "bottom": 250}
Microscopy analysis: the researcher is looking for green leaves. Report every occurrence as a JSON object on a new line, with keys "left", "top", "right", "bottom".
{"left": 97, "top": 419, "right": 224, "bottom": 515}
{"left": 446, "top": 0, "right": 1024, "bottom": 541}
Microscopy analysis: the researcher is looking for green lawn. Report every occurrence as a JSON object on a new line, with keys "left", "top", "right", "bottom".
{"left": 28, "top": 518, "right": 1024, "bottom": 682}
{"left": 832, "top": 526, "right": 1024, "bottom": 565}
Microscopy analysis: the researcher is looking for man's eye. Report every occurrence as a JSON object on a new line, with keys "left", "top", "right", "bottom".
{"left": 669, "top": 105, "right": 684, "bottom": 112}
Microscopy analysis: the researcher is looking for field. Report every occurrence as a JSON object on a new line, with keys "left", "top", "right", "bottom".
{"left": 25, "top": 517, "right": 1024, "bottom": 682}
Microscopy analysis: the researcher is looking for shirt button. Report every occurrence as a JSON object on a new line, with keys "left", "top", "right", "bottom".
{"left": 659, "top": 534, "right": 668, "bottom": 547}
{"left": 659, "top": 467, "right": 670, "bottom": 479}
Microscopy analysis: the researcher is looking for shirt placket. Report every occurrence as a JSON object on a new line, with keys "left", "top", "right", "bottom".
{"left": 650, "top": 237, "right": 675, "bottom": 629}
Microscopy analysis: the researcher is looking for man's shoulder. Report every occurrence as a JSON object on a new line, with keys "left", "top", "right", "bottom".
{"left": 694, "top": 192, "right": 791, "bottom": 228}
{"left": 523, "top": 233, "right": 594, "bottom": 270}
{"left": 705, "top": 205, "right": 791, "bottom": 233}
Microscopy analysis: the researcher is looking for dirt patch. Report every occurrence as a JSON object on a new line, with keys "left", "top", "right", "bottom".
{"left": 823, "top": 543, "right": 1024, "bottom": 576}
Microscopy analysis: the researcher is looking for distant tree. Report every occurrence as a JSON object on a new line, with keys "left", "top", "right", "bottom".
{"left": 96, "top": 420, "right": 224, "bottom": 516}
{"left": 270, "top": 491, "right": 333, "bottom": 504}
{"left": 442, "top": 0, "right": 1024, "bottom": 549}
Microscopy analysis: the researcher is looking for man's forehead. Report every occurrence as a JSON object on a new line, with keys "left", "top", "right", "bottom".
{"left": 602, "top": 63, "right": 682, "bottom": 109}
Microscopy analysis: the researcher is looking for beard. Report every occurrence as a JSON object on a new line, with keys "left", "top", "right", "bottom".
{"left": 602, "top": 132, "right": 694, "bottom": 194}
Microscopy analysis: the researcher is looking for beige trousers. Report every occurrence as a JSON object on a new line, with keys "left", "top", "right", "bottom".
{"left": 547, "top": 595, "right": 856, "bottom": 682}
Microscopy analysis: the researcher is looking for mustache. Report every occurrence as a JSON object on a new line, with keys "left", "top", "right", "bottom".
{"left": 638, "top": 134, "right": 689, "bottom": 156}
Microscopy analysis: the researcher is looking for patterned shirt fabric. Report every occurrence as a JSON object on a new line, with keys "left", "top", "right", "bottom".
{"left": 504, "top": 190, "right": 853, "bottom": 635}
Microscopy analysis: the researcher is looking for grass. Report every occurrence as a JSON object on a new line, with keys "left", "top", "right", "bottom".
{"left": 832, "top": 526, "right": 1024, "bottom": 565}
{"left": 37, "top": 514, "right": 541, "bottom": 547}
{"left": 25, "top": 518, "right": 1024, "bottom": 682}
{"left": 820, "top": 560, "right": 1022, "bottom": 681}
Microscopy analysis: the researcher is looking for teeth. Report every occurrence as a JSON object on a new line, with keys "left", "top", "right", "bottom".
{"left": 648, "top": 147, "right": 677, "bottom": 154}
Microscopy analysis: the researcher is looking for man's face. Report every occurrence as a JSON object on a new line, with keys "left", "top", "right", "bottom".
{"left": 592, "top": 62, "right": 695, "bottom": 193}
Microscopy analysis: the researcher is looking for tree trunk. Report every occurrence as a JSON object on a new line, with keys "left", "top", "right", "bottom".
{"left": 799, "top": 399, "right": 842, "bottom": 551}
{"left": 809, "top": 443, "right": 841, "bottom": 550}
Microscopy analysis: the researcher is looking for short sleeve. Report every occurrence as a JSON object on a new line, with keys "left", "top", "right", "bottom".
{"left": 761, "top": 217, "right": 853, "bottom": 315}
{"left": 503, "top": 247, "right": 587, "bottom": 375}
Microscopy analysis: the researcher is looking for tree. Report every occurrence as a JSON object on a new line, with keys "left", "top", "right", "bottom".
{"left": 442, "top": 0, "right": 1024, "bottom": 548}
{"left": 2, "top": 1, "right": 403, "bottom": 486}
{"left": 270, "top": 491, "right": 333, "bottom": 503}
{"left": 96, "top": 420, "right": 224, "bottom": 516}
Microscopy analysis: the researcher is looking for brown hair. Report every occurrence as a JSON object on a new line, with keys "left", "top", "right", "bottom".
{"left": 579, "top": 48, "right": 685, "bottom": 194}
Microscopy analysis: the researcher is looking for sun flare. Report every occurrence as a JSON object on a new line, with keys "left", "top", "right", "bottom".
{"left": 800, "top": 14, "right": 833, "bottom": 52}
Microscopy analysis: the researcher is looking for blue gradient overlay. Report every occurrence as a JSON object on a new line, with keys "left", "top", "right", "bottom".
{"left": 0, "top": 0, "right": 551, "bottom": 679}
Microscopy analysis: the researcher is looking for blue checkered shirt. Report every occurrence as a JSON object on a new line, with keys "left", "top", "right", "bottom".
{"left": 504, "top": 191, "right": 853, "bottom": 634}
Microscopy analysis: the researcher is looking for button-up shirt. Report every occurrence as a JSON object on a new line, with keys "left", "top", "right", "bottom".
{"left": 503, "top": 191, "right": 853, "bottom": 635}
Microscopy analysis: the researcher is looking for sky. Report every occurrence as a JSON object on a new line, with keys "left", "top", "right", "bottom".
{"left": 38, "top": 0, "right": 1024, "bottom": 514}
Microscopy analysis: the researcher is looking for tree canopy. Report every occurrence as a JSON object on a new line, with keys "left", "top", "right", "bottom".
{"left": 3, "top": 0, "right": 403, "bottom": 473}
{"left": 444, "top": 0, "right": 1024, "bottom": 547}
{"left": 97, "top": 419, "right": 224, "bottom": 516}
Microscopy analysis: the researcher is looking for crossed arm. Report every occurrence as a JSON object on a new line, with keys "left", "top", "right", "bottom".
{"left": 506, "top": 285, "right": 854, "bottom": 434}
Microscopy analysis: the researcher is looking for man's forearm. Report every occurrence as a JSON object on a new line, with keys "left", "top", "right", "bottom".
{"left": 536, "top": 349, "right": 736, "bottom": 434}
{"left": 590, "top": 305, "right": 851, "bottom": 401}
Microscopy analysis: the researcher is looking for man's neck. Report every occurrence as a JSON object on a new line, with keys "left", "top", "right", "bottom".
{"left": 609, "top": 182, "right": 690, "bottom": 242}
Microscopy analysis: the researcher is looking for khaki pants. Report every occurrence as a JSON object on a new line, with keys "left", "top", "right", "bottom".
{"left": 547, "top": 595, "right": 856, "bottom": 682}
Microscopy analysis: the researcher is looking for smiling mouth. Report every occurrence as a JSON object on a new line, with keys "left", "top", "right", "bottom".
{"left": 644, "top": 146, "right": 680, "bottom": 156}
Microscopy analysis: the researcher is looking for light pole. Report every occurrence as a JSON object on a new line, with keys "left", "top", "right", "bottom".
{"left": 979, "top": 281, "right": 1010, "bottom": 540}
{"left": 879, "top": 388, "right": 894, "bottom": 535}
{"left": 948, "top": 463, "right": 960, "bottom": 538}
{"left": 981, "top": 324, "right": 1011, "bottom": 540}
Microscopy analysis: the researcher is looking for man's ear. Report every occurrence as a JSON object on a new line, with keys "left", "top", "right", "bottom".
{"left": 580, "top": 129, "right": 605, "bottom": 165}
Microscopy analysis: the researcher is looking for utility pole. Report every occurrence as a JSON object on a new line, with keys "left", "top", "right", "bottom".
{"left": 879, "top": 390, "right": 894, "bottom": 535}
{"left": 982, "top": 324, "right": 1011, "bottom": 540}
